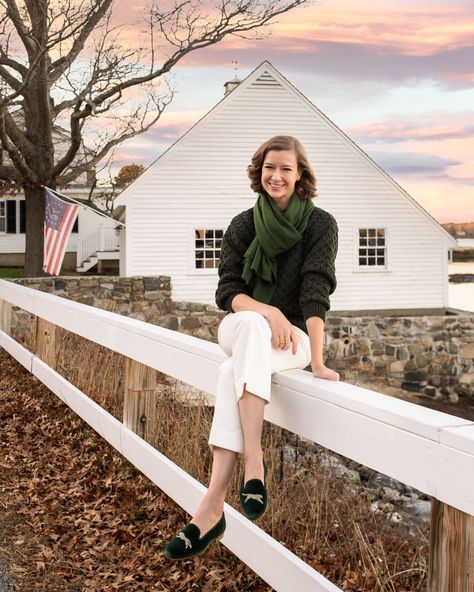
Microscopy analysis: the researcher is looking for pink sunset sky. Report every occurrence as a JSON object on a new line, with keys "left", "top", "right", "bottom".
{"left": 103, "top": 0, "right": 474, "bottom": 223}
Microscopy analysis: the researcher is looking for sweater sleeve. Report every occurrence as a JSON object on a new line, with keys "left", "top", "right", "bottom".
{"left": 215, "top": 213, "right": 253, "bottom": 312}
{"left": 299, "top": 211, "right": 338, "bottom": 323}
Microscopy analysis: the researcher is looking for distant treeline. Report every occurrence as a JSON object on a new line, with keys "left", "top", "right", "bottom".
{"left": 442, "top": 221, "right": 474, "bottom": 238}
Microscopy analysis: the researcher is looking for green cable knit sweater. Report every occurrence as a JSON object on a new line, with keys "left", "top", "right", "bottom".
{"left": 215, "top": 205, "right": 338, "bottom": 333}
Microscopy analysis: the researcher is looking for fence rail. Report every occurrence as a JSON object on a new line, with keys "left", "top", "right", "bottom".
{"left": 0, "top": 279, "right": 473, "bottom": 591}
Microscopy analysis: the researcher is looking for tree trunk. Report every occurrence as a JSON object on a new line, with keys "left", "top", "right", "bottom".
{"left": 24, "top": 185, "right": 47, "bottom": 278}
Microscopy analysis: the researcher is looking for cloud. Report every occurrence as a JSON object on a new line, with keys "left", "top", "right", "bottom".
{"left": 349, "top": 121, "right": 474, "bottom": 143}
{"left": 369, "top": 151, "right": 462, "bottom": 175}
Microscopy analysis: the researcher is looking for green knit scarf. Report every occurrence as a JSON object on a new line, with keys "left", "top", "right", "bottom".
{"left": 242, "top": 192, "right": 315, "bottom": 303}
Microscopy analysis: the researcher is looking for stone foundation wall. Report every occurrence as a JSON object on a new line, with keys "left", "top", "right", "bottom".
{"left": 11, "top": 276, "right": 474, "bottom": 399}
{"left": 324, "top": 315, "right": 474, "bottom": 401}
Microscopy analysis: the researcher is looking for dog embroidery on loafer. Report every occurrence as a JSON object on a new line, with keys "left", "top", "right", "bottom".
{"left": 177, "top": 532, "right": 192, "bottom": 548}
{"left": 243, "top": 493, "right": 264, "bottom": 504}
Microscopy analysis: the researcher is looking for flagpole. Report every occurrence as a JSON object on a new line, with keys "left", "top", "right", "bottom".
{"left": 42, "top": 185, "right": 126, "bottom": 228}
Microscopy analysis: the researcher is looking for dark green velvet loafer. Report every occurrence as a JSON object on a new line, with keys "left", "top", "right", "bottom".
{"left": 164, "top": 512, "right": 226, "bottom": 560}
{"left": 240, "top": 460, "right": 268, "bottom": 521}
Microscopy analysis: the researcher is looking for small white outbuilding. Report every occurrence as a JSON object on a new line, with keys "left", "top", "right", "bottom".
{"left": 113, "top": 61, "right": 457, "bottom": 314}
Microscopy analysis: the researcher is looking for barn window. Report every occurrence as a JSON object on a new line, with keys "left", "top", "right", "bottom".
{"left": 194, "top": 229, "right": 223, "bottom": 269}
{"left": 358, "top": 228, "right": 386, "bottom": 267}
{"left": 0, "top": 201, "right": 5, "bottom": 232}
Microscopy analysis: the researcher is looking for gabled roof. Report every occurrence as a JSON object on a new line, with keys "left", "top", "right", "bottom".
{"left": 113, "top": 61, "right": 457, "bottom": 246}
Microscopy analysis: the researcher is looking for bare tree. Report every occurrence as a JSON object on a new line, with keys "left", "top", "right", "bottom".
{"left": 0, "top": 0, "right": 309, "bottom": 276}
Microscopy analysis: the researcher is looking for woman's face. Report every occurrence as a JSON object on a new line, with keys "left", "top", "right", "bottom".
{"left": 261, "top": 149, "right": 301, "bottom": 210}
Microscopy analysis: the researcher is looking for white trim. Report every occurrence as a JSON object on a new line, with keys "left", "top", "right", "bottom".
{"left": 352, "top": 224, "right": 390, "bottom": 272}
{"left": 0, "top": 199, "right": 6, "bottom": 234}
{"left": 187, "top": 223, "right": 222, "bottom": 276}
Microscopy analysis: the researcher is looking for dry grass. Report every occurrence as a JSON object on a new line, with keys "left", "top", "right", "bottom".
{"left": 5, "top": 313, "right": 429, "bottom": 591}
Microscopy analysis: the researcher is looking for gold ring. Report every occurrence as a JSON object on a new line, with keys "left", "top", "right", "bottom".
{"left": 280, "top": 338, "right": 286, "bottom": 347}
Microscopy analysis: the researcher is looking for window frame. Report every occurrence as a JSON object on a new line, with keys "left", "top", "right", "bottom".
{"left": 0, "top": 200, "right": 5, "bottom": 233}
{"left": 353, "top": 225, "right": 390, "bottom": 272}
{"left": 188, "top": 225, "right": 224, "bottom": 275}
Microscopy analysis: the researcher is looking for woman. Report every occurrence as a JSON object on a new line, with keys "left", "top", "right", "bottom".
{"left": 164, "top": 135, "right": 339, "bottom": 560}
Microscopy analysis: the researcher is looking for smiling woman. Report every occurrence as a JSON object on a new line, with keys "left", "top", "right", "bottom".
{"left": 164, "top": 135, "right": 339, "bottom": 560}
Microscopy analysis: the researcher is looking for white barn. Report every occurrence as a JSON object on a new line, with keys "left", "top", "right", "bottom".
{"left": 114, "top": 61, "right": 457, "bottom": 314}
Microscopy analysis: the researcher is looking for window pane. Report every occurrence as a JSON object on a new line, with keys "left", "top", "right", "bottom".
{"left": 377, "top": 229, "right": 385, "bottom": 237}
{"left": 215, "top": 239, "right": 222, "bottom": 248}
{"left": 368, "top": 229, "right": 376, "bottom": 237}
{"left": 205, "top": 250, "right": 213, "bottom": 258}
{"left": 215, "top": 230, "right": 223, "bottom": 238}
{"left": 377, "top": 258, "right": 384, "bottom": 265}
{"left": 205, "top": 230, "right": 214, "bottom": 238}
{"left": 359, "top": 258, "right": 366, "bottom": 265}
{"left": 368, "top": 238, "right": 376, "bottom": 246}
{"left": 0, "top": 220, "right": 4, "bottom": 232}
{"left": 360, "top": 238, "right": 367, "bottom": 246}
{"left": 377, "top": 248, "right": 384, "bottom": 256}
{"left": 196, "top": 240, "right": 204, "bottom": 248}
{"left": 359, "top": 249, "right": 367, "bottom": 256}
{"left": 195, "top": 259, "right": 203, "bottom": 268}
{"left": 359, "top": 229, "right": 367, "bottom": 237}
{"left": 368, "top": 257, "right": 376, "bottom": 265}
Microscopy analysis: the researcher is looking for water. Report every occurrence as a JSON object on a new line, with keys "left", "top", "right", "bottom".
{"left": 448, "top": 261, "right": 474, "bottom": 313}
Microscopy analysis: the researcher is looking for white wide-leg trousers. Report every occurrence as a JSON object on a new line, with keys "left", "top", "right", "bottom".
{"left": 208, "top": 311, "right": 312, "bottom": 454}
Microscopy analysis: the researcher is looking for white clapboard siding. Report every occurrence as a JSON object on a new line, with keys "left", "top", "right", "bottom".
{"left": 115, "top": 62, "right": 456, "bottom": 308}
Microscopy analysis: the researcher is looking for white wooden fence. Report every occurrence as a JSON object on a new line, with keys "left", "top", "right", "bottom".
{"left": 0, "top": 279, "right": 473, "bottom": 591}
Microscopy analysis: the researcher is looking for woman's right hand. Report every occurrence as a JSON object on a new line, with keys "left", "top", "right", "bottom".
{"left": 265, "top": 306, "right": 298, "bottom": 354}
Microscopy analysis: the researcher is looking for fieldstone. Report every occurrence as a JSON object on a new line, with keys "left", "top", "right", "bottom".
{"left": 143, "top": 277, "right": 160, "bottom": 291}
{"left": 157, "top": 315, "right": 179, "bottom": 331}
{"left": 405, "top": 370, "right": 427, "bottom": 382}
{"left": 460, "top": 344, "right": 474, "bottom": 359}
{"left": 77, "top": 295, "right": 94, "bottom": 306}
{"left": 144, "top": 291, "right": 163, "bottom": 301}
{"left": 403, "top": 500, "right": 431, "bottom": 524}
{"left": 420, "top": 336, "right": 434, "bottom": 347}
{"left": 368, "top": 473, "right": 404, "bottom": 492}
{"left": 181, "top": 316, "right": 201, "bottom": 330}
{"left": 429, "top": 375, "right": 441, "bottom": 387}
{"left": 385, "top": 344, "right": 397, "bottom": 356}
{"left": 415, "top": 353, "right": 431, "bottom": 368}
{"left": 448, "top": 342, "right": 459, "bottom": 354}
{"left": 370, "top": 500, "right": 395, "bottom": 514}
{"left": 397, "top": 348, "right": 409, "bottom": 360}
{"left": 422, "top": 385, "right": 440, "bottom": 399}
{"left": 402, "top": 382, "right": 421, "bottom": 393}
{"left": 367, "top": 323, "right": 380, "bottom": 338}
{"left": 390, "top": 360, "right": 404, "bottom": 373}
{"left": 459, "top": 373, "right": 474, "bottom": 386}
{"left": 448, "top": 391, "right": 460, "bottom": 403}
{"left": 318, "top": 455, "right": 361, "bottom": 484}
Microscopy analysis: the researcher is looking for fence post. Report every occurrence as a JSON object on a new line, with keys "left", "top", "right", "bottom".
{"left": 0, "top": 299, "right": 12, "bottom": 335}
{"left": 123, "top": 357, "right": 156, "bottom": 444}
{"left": 429, "top": 498, "right": 474, "bottom": 591}
{"left": 35, "top": 317, "right": 57, "bottom": 369}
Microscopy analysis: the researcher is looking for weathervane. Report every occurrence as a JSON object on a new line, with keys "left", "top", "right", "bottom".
{"left": 232, "top": 60, "right": 239, "bottom": 79}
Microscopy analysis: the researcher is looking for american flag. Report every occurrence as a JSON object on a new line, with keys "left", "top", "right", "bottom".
{"left": 43, "top": 189, "right": 79, "bottom": 276}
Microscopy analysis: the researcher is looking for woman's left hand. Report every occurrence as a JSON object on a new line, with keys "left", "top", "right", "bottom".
{"left": 311, "top": 363, "right": 340, "bottom": 381}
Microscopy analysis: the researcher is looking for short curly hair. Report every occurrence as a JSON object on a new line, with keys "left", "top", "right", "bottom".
{"left": 247, "top": 136, "right": 317, "bottom": 200}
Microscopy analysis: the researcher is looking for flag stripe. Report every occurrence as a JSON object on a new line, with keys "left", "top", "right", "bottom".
{"left": 43, "top": 190, "right": 79, "bottom": 276}
{"left": 49, "top": 207, "right": 75, "bottom": 275}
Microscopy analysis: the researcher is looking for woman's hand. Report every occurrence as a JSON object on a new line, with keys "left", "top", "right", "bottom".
{"left": 265, "top": 306, "right": 298, "bottom": 354}
{"left": 311, "top": 362, "right": 340, "bottom": 381}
